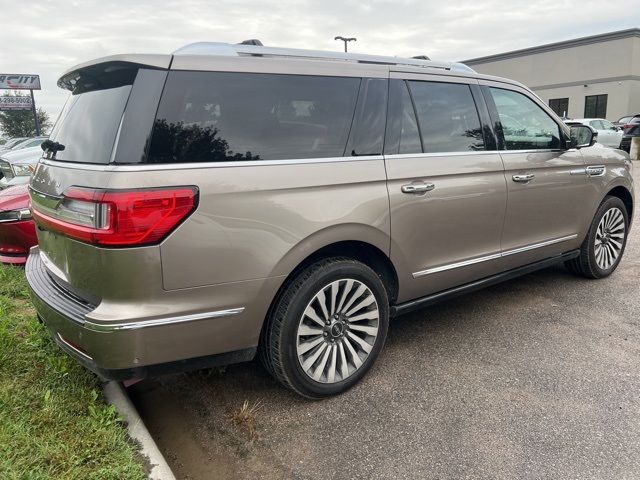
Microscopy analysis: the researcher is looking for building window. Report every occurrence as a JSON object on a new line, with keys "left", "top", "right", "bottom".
{"left": 549, "top": 98, "right": 569, "bottom": 117}
{"left": 584, "top": 94, "right": 607, "bottom": 118}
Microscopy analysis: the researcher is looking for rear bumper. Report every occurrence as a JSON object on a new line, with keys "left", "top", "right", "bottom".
{"left": 0, "top": 219, "right": 37, "bottom": 265}
{"left": 26, "top": 247, "right": 275, "bottom": 380}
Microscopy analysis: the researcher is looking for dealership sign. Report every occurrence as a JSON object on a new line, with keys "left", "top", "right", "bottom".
{"left": 0, "top": 74, "right": 41, "bottom": 90}
{"left": 0, "top": 95, "right": 33, "bottom": 111}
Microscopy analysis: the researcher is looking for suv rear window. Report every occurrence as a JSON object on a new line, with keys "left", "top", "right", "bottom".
{"left": 49, "top": 66, "right": 137, "bottom": 164}
{"left": 147, "top": 72, "right": 361, "bottom": 163}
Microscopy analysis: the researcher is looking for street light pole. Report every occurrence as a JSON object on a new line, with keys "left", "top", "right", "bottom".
{"left": 334, "top": 36, "right": 357, "bottom": 52}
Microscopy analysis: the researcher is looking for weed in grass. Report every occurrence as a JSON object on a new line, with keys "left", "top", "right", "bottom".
{"left": 230, "top": 399, "right": 262, "bottom": 442}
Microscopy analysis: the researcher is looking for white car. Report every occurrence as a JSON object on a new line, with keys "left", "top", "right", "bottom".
{"left": 0, "top": 145, "right": 42, "bottom": 190}
{"left": 572, "top": 118, "right": 623, "bottom": 148}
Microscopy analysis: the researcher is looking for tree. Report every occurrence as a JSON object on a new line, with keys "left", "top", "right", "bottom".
{"left": 0, "top": 91, "right": 52, "bottom": 138}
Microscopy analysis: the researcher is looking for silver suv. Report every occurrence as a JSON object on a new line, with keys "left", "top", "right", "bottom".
{"left": 26, "top": 42, "right": 634, "bottom": 398}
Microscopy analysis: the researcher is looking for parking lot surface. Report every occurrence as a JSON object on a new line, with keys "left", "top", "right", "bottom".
{"left": 131, "top": 167, "right": 640, "bottom": 480}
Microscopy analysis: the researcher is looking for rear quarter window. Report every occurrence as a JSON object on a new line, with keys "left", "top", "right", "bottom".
{"left": 146, "top": 71, "right": 361, "bottom": 163}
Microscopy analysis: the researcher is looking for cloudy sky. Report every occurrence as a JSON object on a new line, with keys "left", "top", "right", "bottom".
{"left": 1, "top": 0, "right": 636, "bottom": 123}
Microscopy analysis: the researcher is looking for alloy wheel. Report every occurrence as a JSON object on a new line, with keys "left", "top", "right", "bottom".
{"left": 296, "top": 279, "right": 379, "bottom": 384}
{"left": 594, "top": 207, "right": 626, "bottom": 270}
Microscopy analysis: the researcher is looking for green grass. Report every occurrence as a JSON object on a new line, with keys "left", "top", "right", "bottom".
{"left": 0, "top": 265, "right": 147, "bottom": 479}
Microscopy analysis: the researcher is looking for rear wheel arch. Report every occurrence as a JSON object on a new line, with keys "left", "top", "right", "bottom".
{"left": 258, "top": 240, "right": 398, "bottom": 377}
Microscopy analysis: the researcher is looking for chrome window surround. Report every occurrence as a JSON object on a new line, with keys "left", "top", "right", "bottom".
{"left": 39, "top": 148, "right": 570, "bottom": 172}
{"left": 412, "top": 234, "right": 579, "bottom": 278}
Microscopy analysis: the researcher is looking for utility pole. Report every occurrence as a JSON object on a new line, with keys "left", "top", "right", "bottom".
{"left": 30, "top": 90, "right": 40, "bottom": 136}
{"left": 334, "top": 36, "right": 357, "bottom": 52}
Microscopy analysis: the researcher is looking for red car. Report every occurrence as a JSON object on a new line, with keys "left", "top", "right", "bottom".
{"left": 0, "top": 184, "right": 37, "bottom": 265}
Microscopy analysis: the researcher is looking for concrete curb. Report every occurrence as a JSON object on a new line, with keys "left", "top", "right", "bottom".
{"left": 103, "top": 381, "right": 176, "bottom": 480}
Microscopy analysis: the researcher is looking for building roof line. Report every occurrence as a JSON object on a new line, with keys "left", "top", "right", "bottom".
{"left": 463, "top": 28, "right": 640, "bottom": 65}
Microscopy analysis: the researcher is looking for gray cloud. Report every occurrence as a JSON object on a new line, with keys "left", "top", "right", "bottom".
{"left": 0, "top": 0, "right": 635, "bottom": 122}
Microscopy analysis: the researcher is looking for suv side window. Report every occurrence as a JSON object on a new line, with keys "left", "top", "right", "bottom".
{"left": 408, "top": 81, "right": 485, "bottom": 153}
{"left": 590, "top": 120, "right": 604, "bottom": 130}
{"left": 345, "top": 78, "right": 388, "bottom": 157}
{"left": 147, "top": 71, "right": 361, "bottom": 163}
{"left": 490, "top": 87, "right": 561, "bottom": 150}
{"left": 384, "top": 79, "right": 422, "bottom": 155}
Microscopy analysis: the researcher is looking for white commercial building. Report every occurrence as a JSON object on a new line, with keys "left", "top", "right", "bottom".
{"left": 463, "top": 28, "right": 640, "bottom": 122}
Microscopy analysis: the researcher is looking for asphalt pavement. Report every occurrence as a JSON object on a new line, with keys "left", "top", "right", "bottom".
{"left": 131, "top": 166, "right": 640, "bottom": 480}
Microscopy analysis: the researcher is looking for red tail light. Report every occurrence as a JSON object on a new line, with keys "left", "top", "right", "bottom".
{"left": 31, "top": 186, "right": 198, "bottom": 247}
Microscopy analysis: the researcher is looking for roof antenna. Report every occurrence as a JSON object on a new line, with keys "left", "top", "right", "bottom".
{"left": 239, "top": 39, "right": 263, "bottom": 46}
{"left": 412, "top": 55, "right": 431, "bottom": 60}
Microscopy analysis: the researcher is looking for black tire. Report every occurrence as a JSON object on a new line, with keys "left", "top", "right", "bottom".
{"left": 565, "top": 195, "right": 629, "bottom": 279}
{"left": 259, "top": 257, "right": 389, "bottom": 399}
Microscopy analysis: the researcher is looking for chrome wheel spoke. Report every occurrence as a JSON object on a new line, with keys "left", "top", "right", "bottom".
{"left": 335, "top": 279, "right": 354, "bottom": 314}
{"left": 340, "top": 284, "right": 366, "bottom": 314}
{"left": 347, "top": 332, "right": 373, "bottom": 353}
{"left": 343, "top": 337, "right": 363, "bottom": 368}
{"left": 304, "top": 306, "right": 325, "bottom": 327}
{"left": 327, "top": 345, "right": 337, "bottom": 383}
{"left": 302, "top": 342, "right": 328, "bottom": 370}
{"left": 338, "top": 342, "right": 349, "bottom": 380}
{"left": 348, "top": 310, "right": 379, "bottom": 322}
{"left": 312, "top": 344, "right": 333, "bottom": 381}
{"left": 348, "top": 323, "right": 379, "bottom": 336}
{"left": 298, "top": 324, "right": 324, "bottom": 336}
{"left": 316, "top": 289, "right": 330, "bottom": 321}
{"left": 344, "top": 294, "right": 376, "bottom": 317}
{"left": 298, "top": 336, "right": 324, "bottom": 356}
{"left": 329, "top": 282, "right": 338, "bottom": 316}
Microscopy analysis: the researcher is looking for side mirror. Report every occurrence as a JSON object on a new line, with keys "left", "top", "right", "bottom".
{"left": 570, "top": 125, "right": 596, "bottom": 149}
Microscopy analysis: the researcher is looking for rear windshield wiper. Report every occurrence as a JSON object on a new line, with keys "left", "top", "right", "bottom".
{"left": 41, "top": 140, "right": 66, "bottom": 154}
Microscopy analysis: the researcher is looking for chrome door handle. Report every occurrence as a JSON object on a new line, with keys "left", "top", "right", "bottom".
{"left": 401, "top": 182, "right": 435, "bottom": 194}
{"left": 512, "top": 174, "right": 535, "bottom": 183}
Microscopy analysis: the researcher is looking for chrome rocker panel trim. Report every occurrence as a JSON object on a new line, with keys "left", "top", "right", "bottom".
{"left": 413, "top": 234, "right": 579, "bottom": 278}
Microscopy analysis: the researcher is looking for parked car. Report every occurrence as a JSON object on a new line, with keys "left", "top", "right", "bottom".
{"left": 26, "top": 43, "right": 634, "bottom": 398}
{"left": 0, "top": 184, "right": 36, "bottom": 265}
{"left": 619, "top": 114, "right": 640, "bottom": 153}
{"left": 0, "top": 137, "right": 28, "bottom": 152}
{"left": 614, "top": 115, "right": 635, "bottom": 129}
{"left": 10, "top": 136, "right": 48, "bottom": 151}
{"left": 571, "top": 118, "right": 623, "bottom": 148}
{"left": 0, "top": 146, "right": 42, "bottom": 189}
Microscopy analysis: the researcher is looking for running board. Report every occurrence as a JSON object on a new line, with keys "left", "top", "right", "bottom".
{"left": 391, "top": 250, "right": 580, "bottom": 317}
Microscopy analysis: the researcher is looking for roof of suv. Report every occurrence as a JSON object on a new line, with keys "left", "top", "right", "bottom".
{"left": 58, "top": 41, "right": 528, "bottom": 92}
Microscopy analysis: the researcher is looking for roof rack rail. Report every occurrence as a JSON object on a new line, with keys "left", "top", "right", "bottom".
{"left": 173, "top": 42, "right": 476, "bottom": 73}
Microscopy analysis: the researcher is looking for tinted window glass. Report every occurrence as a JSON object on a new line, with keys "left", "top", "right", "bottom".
{"left": 490, "top": 88, "right": 561, "bottom": 150}
{"left": 147, "top": 72, "right": 361, "bottom": 163}
{"left": 409, "top": 81, "right": 484, "bottom": 153}
{"left": 346, "top": 78, "right": 388, "bottom": 156}
{"left": 49, "top": 85, "right": 132, "bottom": 164}
{"left": 384, "top": 80, "right": 421, "bottom": 155}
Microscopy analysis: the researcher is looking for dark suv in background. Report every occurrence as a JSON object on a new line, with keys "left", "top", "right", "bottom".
{"left": 620, "top": 114, "right": 640, "bottom": 153}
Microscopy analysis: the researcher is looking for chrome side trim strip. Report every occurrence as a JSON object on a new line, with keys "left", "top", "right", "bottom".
{"left": 414, "top": 252, "right": 502, "bottom": 277}
{"left": 412, "top": 234, "right": 579, "bottom": 278}
{"left": 501, "top": 234, "right": 578, "bottom": 257}
{"left": 84, "top": 307, "right": 246, "bottom": 332}
{"left": 385, "top": 150, "right": 502, "bottom": 159}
